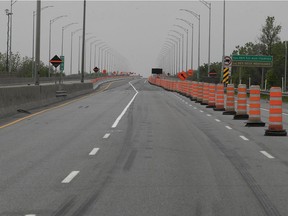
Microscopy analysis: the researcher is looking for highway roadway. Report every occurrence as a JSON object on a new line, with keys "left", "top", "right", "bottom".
{"left": 0, "top": 78, "right": 288, "bottom": 215}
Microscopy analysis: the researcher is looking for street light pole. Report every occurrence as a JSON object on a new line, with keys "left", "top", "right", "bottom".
{"left": 168, "top": 34, "right": 181, "bottom": 73}
{"left": 200, "top": 0, "right": 212, "bottom": 75}
{"left": 35, "top": 0, "right": 41, "bottom": 85}
{"left": 180, "top": 9, "right": 200, "bottom": 80}
{"left": 171, "top": 30, "right": 184, "bottom": 72}
{"left": 32, "top": 5, "right": 53, "bottom": 78}
{"left": 221, "top": 0, "right": 226, "bottom": 82}
{"left": 5, "top": 9, "right": 11, "bottom": 74}
{"left": 174, "top": 24, "right": 189, "bottom": 72}
{"left": 61, "top": 22, "right": 77, "bottom": 56}
{"left": 70, "top": 28, "right": 82, "bottom": 75}
{"left": 89, "top": 40, "right": 100, "bottom": 73}
{"left": 176, "top": 18, "right": 194, "bottom": 71}
{"left": 81, "top": 0, "right": 87, "bottom": 83}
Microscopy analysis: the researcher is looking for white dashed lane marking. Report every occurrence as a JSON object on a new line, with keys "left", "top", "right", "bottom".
{"left": 260, "top": 151, "right": 275, "bottom": 159}
{"left": 240, "top": 135, "right": 249, "bottom": 141}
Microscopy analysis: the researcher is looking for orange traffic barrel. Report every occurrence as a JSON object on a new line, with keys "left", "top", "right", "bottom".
{"left": 246, "top": 85, "right": 265, "bottom": 127}
{"left": 213, "top": 83, "right": 225, "bottom": 111}
{"left": 191, "top": 81, "right": 198, "bottom": 101}
{"left": 201, "top": 83, "right": 209, "bottom": 105}
{"left": 206, "top": 83, "right": 216, "bottom": 108}
{"left": 265, "top": 87, "right": 287, "bottom": 136}
{"left": 196, "top": 82, "right": 203, "bottom": 103}
{"left": 234, "top": 84, "right": 249, "bottom": 120}
{"left": 223, "top": 84, "right": 236, "bottom": 115}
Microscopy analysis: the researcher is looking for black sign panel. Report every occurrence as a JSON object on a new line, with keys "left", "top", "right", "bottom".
{"left": 49, "top": 55, "right": 62, "bottom": 68}
{"left": 152, "top": 68, "right": 163, "bottom": 74}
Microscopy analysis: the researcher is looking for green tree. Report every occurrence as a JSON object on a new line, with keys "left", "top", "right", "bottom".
{"left": 259, "top": 16, "right": 282, "bottom": 55}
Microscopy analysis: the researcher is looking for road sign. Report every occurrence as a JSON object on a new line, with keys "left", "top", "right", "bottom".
{"left": 232, "top": 55, "right": 273, "bottom": 67}
{"left": 222, "top": 67, "right": 229, "bottom": 84}
{"left": 224, "top": 56, "right": 232, "bottom": 66}
{"left": 209, "top": 69, "right": 217, "bottom": 77}
{"left": 60, "top": 56, "right": 64, "bottom": 71}
{"left": 93, "top": 67, "right": 99, "bottom": 73}
{"left": 49, "top": 55, "right": 62, "bottom": 68}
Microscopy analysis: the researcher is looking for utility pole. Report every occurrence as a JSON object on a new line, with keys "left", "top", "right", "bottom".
{"left": 81, "top": 0, "right": 86, "bottom": 83}
{"left": 35, "top": 0, "right": 41, "bottom": 85}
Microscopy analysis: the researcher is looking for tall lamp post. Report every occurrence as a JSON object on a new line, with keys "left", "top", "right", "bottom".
{"left": 180, "top": 9, "right": 200, "bottom": 80}
{"left": 78, "top": 33, "right": 92, "bottom": 74}
{"left": 48, "top": 15, "right": 67, "bottom": 77}
{"left": 70, "top": 28, "right": 82, "bottom": 75}
{"left": 174, "top": 24, "right": 189, "bottom": 72}
{"left": 89, "top": 40, "right": 100, "bottom": 73}
{"left": 81, "top": 0, "right": 86, "bottom": 83}
{"left": 61, "top": 22, "right": 77, "bottom": 56}
{"left": 94, "top": 41, "right": 105, "bottom": 70}
{"left": 32, "top": 5, "right": 53, "bottom": 78}
{"left": 170, "top": 30, "right": 184, "bottom": 72}
{"left": 168, "top": 34, "right": 181, "bottom": 73}
{"left": 166, "top": 38, "right": 178, "bottom": 75}
{"left": 8, "top": 0, "right": 18, "bottom": 74}
{"left": 176, "top": 18, "right": 194, "bottom": 70}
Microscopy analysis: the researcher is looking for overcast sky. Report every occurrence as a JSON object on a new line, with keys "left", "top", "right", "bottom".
{"left": 1, "top": 0, "right": 288, "bottom": 77}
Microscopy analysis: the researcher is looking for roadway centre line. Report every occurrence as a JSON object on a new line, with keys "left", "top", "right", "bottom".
{"left": 225, "top": 126, "right": 232, "bottom": 130}
{"left": 111, "top": 82, "right": 138, "bottom": 128}
{"left": 89, "top": 148, "right": 99, "bottom": 156}
{"left": 260, "top": 151, "right": 275, "bottom": 159}
{"left": 61, "top": 171, "right": 79, "bottom": 183}
{"left": 240, "top": 135, "right": 249, "bottom": 141}
{"left": 103, "top": 133, "right": 110, "bottom": 139}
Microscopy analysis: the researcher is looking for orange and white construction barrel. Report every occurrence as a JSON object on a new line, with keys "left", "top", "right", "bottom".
{"left": 234, "top": 84, "right": 249, "bottom": 120}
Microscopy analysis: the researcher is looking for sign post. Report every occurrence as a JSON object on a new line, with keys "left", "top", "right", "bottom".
{"left": 49, "top": 55, "right": 63, "bottom": 89}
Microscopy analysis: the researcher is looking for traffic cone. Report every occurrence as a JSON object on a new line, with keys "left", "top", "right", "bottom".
{"left": 234, "top": 84, "right": 249, "bottom": 120}
{"left": 206, "top": 83, "right": 216, "bottom": 108}
{"left": 201, "top": 83, "right": 209, "bottom": 105}
{"left": 223, "top": 84, "right": 236, "bottom": 115}
{"left": 191, "top": 81, "right": 198, "bottom": 101}
{"left": 213, "top": 83, "right": 225, "bottom": 111}
{"left": 196, "top": 82, "right": 203, "bottom": 103}
{"left": 265, "top": 87, "right": 287, "bottom": 136}
{"left": 246, "top": 85, "right": 265, "bottom": 127}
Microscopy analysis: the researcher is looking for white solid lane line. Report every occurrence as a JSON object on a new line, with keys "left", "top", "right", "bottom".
{"left": 89, "top": 148, "right": 100, "bottom": 156}
{"left": 25, "top": 215, "right": 36, "bottom": 216}
{"left": 112, "top": 82, "right": 138, "bottom": 128}
{"left": 215, "top": 119, "right": 221, "bottom": 122}
{"left": 103, "top": 133, "right": 110, "bottom": 139}
{"left": 260, "top": 151, "right": 275, "bottom": 159}
{"left": 225, "top": 126, "right": 232, "bottom": 130}
{"left": 61, "top": 171, "right": 80, "bottom": 183}
{"left": 240, "top": 135, "right": 249, "bottom": 141}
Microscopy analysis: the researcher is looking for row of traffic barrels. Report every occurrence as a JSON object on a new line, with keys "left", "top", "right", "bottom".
{"left": 148, "top": 77, "right": 287, "bottom": 136}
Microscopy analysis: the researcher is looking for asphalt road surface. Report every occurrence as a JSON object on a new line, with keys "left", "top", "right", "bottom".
{"left": 1, "top": 78, "right": 288, "bottom": 216}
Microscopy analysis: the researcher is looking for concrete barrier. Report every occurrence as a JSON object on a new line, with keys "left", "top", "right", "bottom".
{"left": 0, "top": 82, "right": 93, "bottom": 118}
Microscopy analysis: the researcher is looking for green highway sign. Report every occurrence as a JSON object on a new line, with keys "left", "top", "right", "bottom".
{"left": 60, "top": 55, "right": 65, "bottom": 71}
{"left": 232, "top": 55, "right": 273, "bottom": 67}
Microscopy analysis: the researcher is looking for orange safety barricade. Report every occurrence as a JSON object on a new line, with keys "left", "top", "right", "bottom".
{"left": 206, "top": 83, "right": 216, "bottom": 108}
{"left": 246, "top": 85, "right": 265, "bottom": 126}
{"left": 192, "top": 81, "right": 198, "bottom": 101}
{"left": 234, "top": 84, "right": 249, "bottom": 120}
{"left": 223, "top": 84, "right": 236, "bottom": 115}
{"left": 201, "top": 83, "right": 209, "bottom": 105}
{"left": 188, "top": 81, "right": 193, "bottom": 100}
{"left": 213, "top": 83, "right": 225, "bottom": 111}
{"left": 196, "top": 82, "right": 203, "bottom": 103}
{"left": 265, "top": 87, "right": 287, "bottom": 136}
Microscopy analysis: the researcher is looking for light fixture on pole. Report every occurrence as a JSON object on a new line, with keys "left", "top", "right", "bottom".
{"left": 78, "top": 32, "right": 92, "bottom": 75}
{"left": 89, "top": 40, "right": 100, "bottom": 73}
{"left": 48, "top": 15, "right": 68, "bottom": 77}
{"left": 180, "top": 9, "right": 200, "bottom": 80}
